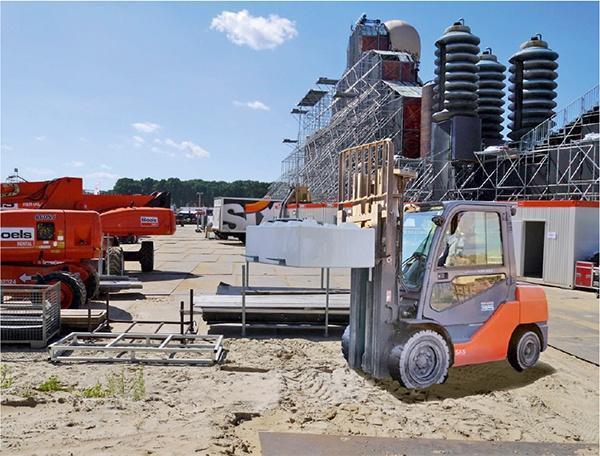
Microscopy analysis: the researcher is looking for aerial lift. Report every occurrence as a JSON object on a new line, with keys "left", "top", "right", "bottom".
{"left": 1, "top": 177, "right": 175, "bottom": 273}
{"left": 339, "top": 140, "right": 548, "bottom": 388}
{"left": 1, "top": 209, "right": 102, "bottom": 308}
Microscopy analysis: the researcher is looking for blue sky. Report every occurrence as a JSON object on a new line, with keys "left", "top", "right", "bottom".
{"left": 2, "top": 1, "right": 598, "bottom": 190}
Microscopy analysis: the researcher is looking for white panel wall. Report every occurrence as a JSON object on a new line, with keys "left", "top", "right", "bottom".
{"left": 512, "top": 205, "right": 599, "bottom": 288}
{"left": 512, "top": 206, "right": 576, "bottom": 288}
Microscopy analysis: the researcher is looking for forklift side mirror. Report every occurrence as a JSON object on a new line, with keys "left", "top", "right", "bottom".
{"left": 432, "top": 215, "right": 445, "bottom": 227}
{"left": 510, "top": 206, "right": 517, "bottom": 216}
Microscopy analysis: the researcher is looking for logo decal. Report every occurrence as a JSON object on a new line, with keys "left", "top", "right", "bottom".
{"left": 1, "top": 227, "right": 35, "bottom": 240}
{"left": 140, "top": 216, "right": 159, "bottom": 226}
{"left": 480, "top": 301, "right": 495, "bottom": 312}
{"left": 35, "top": 214, "right": 56, "bottom": 221}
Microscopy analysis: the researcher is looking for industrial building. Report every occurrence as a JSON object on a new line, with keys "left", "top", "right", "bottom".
{"left": 267, "top": 15, "right": 599, "bottom": 288}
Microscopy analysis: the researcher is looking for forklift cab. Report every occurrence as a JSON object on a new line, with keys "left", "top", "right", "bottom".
{"left": 404, "top": 202, "right": 516, "bottom": 336}
{"left": 344, "top": 201, "right": 548, "bottom": 389}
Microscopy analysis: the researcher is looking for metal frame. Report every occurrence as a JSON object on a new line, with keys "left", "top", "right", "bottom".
{"left": 239, "top": 263, "right": 335, "bottom": 337}
{"left": 49, "top": 332, "right": 223, "bottom": 365}
{"left": 51, "top": 289, "right": 221, "bottom": 365}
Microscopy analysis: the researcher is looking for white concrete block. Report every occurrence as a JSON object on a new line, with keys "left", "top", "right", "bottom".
{"left": 246, "top": 220, "right": 375, "bottom": 268}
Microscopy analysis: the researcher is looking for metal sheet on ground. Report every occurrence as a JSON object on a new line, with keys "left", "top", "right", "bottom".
{"left": 259, "top": 432, "right": 594, "bottom": 456}
{"left": 195, "top": 294, "right": 349, "bottom": 307}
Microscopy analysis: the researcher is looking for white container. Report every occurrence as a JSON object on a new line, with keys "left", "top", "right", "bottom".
{"left": 246, "top": 220, "right": 375, "bottom": 268}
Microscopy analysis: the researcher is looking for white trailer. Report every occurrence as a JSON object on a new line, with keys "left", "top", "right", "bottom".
{"left": 213, "top": 197, "right": 281, "bottom": 242}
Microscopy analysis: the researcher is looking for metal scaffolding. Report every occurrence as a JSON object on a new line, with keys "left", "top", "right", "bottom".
{"left": 402, "top": 85, "right": 600, "bottom": 202}
{"left": 268, "top": 50, "right": 421, "bottom": 202}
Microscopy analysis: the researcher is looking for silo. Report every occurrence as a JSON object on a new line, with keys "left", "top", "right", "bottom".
{"left": 477, "top": 48, "right": 506, "bottom": 146}
{"left": 433, "top": 19, "right": 480, "bottom": 122}
{"left": 508, "top": 35, "right": 559, "bottom": 141}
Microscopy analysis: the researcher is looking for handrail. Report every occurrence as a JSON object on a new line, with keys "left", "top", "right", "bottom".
{"left": 519, "top": 84, "right": 599, "bottom": 151}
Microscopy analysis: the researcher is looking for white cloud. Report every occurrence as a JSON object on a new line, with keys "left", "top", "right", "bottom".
{"left": 210, "top": 10, "right": 297, "bottom": 50}
{"left": 133, "top": 135, "right": 145, "bottom": 147}
{"left": 100, "top": 164, "right": 112, "bottom": 170}
{"left": 132, "top": 122, "right": 161, "bottom": 133}
{"left": 26, "top": 167, "right": 54, "bottom": 176}
{"left": 1, "top": 144, "right": 13, "bottom": 152}
{"left": 35, "top": 136, "right": 47, "bottom": 142}
{"left": 86, "top": 171, "right": 119, "bottom": 180}
{"left": 233, "top": 100, "right": 270, "bottom": 111}
{"left": 67, "top": 160, "right": 85, "bottom": 168}
{"left": 154, "top": 138, "right": 209, "bottom": 159}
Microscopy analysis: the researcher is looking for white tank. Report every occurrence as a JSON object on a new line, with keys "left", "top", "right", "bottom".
{"left": 384, "top": 20, "right": 421, "bottom": 59}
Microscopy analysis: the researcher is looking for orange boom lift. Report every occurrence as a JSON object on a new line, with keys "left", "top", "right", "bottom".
{"left": 1, "top": 209, "right": 102, "bottom": 308}
{"left": 1, "top": 177, "right": 176, "bottom": 273}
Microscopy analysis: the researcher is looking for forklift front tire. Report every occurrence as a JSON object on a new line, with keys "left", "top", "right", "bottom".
{"left": 508, "top": 329, "right": 541, "bottom": 372}
{"left": 388, "top": 329, "right": 450, "bottom": 389}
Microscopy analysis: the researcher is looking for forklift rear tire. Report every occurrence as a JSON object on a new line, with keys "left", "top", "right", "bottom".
{"left": 107, "top": 247, "right": 124, "bottom": 275}
{"left": 139, "top": 241, "right": 154, "bottom": 272}
{"left": 508, "top": 329, "right": 541, "bottom": 372}
{"left": 341, "top": 325, "right": 350, "bottom": 361}
{"left": 388, "top": 330, "right": 450, "bottom": 389}
{"left": 39, "top": 271, "right": 87, "bottom": 309}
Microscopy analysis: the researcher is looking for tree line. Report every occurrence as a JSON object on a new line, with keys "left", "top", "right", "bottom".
{"left": 111, "top": 177, "right": 271, "bottom": 207}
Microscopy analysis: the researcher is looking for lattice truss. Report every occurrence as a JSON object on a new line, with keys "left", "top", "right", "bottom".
{"left": 402, "top": 85, "right": 600, "bottom": 202}
{"left": 401, "top": 140, "right": 599, "bottom": 203}
{"left": 268, "top": 51, "right": 418, "bottom": 202}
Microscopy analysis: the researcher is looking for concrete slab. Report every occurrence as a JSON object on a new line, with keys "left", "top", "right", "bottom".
{"left": 259, "top": 432, "right": 595, "bottom": 456}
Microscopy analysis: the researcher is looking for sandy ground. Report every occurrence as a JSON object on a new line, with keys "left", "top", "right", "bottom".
{"left": 1, "top": 226, "right": 599, "bottom": 455}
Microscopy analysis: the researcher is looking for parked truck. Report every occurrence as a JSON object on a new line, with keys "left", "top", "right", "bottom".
{"left": 212, "top": 197, "right": 281, "bottom": 243}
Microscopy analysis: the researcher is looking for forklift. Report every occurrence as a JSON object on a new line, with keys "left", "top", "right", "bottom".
{"left": 339, "top": 140, "right": 549, "bottom": 389}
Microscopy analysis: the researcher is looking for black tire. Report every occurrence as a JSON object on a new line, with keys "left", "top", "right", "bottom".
{"left": 508, "top": 329, "right": 541, "bottom": 372}
{"left": 107, "top": 247, "right": 124, "bottom": 275}
{"left": 85, "top": 268, "right": 100, "bottom": 299}
{"left": 215, "top": 232, "right": 228, "bottom": 241}
{"left": 388, "top": 329, "right": 450, "bottom": 389}
{"left": 39, "top": 271, "right": 86, "bottom": 309}
{"left": 341, "top": 325, "right": 350, "bottom": 361}
{"left": 139, "top": 241, "right": 154, "bottom": 272}
{"left": 236, "top": 234, "right": 246, "bottom": 244}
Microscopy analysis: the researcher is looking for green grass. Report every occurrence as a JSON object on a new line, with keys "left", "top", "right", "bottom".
{"left": 81, "top": 367, "right": 145, "bottom": 401}
{"left": 0, "top": 365, "right": 13, "bottom": 389}
{"left": 131, "top": 367, "right": 145, "bottom": 401}
{"left": 37, "top": 375, "right": 65, "bottom": 392}
{"left": 82, "top": 382, "right": 108, "bottom": 398}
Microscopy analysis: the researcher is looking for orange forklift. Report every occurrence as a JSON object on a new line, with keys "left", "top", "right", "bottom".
{"left": 339, "top": 140, "right": 549, "bottom": 388}
{"left": 1, "top": 177, "right": 175, "bottom": 274}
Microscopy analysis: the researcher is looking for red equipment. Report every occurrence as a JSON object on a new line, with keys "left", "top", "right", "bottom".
{"left": 1, "top": 177, "right": 170, "bottom": 212}
{"left": 1, "top": 177, "right": 175, "bottom": 274}
{"left": 1, "top": 209, "right": 102, "bottom": 308}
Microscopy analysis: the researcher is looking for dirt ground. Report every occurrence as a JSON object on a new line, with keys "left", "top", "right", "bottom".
{"left": 1, "top": 226, "right": 599, "bottom": 455}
